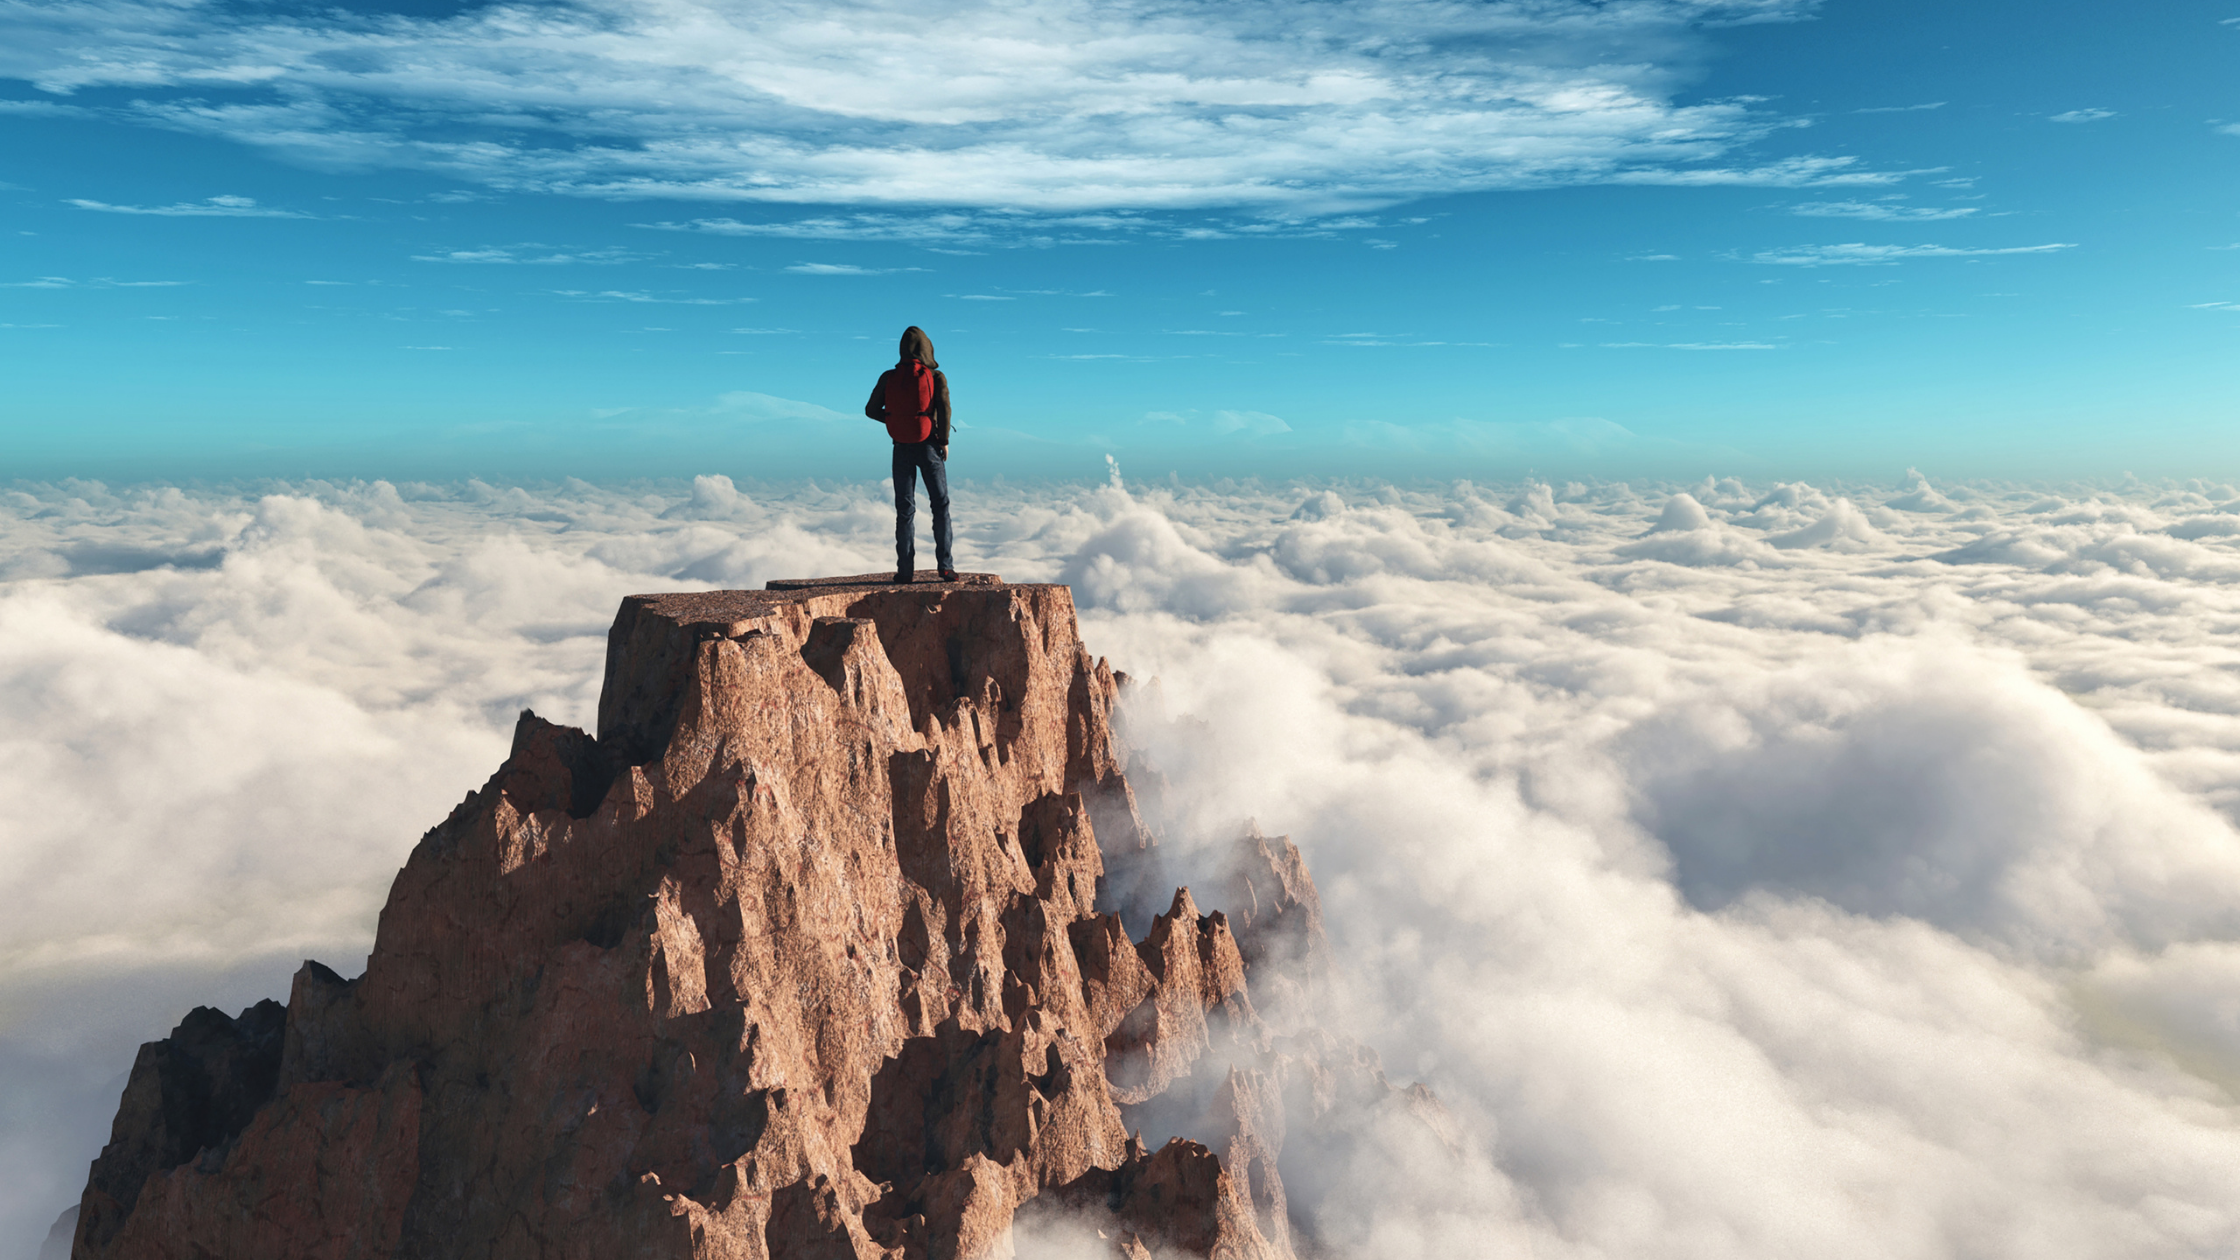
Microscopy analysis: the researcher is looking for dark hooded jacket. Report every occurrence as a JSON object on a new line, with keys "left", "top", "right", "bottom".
{"left": 865, "top": 325, "right": 952, "bottom": 447}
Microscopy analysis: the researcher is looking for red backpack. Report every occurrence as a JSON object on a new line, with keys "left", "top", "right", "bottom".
{"left": 882, "top": 360, "right": 936, "bottom": 443}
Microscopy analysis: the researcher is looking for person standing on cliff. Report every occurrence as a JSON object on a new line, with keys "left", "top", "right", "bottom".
{"left": 865, "top": 325, "right": 956, "bottom": 583}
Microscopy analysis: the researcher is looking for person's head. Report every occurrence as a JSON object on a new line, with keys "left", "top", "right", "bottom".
{"left": 899, "top": 326, "right": 938, "bottom": 369}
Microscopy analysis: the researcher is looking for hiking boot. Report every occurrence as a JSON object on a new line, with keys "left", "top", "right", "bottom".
{"left": 939, "top": 568, "right": 959, "bottom": 583}
{"left": 894, "top": 568, "right": 914, "bottom": 583}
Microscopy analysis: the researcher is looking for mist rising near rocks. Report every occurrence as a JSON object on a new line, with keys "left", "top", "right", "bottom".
{"left": 8, "top": 470, "right": 2240, "bottom": 1258}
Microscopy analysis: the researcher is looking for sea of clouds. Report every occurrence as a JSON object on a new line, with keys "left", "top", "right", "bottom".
{"left": 7, "top": 467, "right": 2240, "bottom": 1258}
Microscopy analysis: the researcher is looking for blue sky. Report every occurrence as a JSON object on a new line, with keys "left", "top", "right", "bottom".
{"left": 2, "top": 0, "right": 2235, "bottom": 482}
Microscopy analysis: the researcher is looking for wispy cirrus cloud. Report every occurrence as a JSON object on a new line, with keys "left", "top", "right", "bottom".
{"left": 412, "top": 246, "right": 639, "bottom": 265}
{"left": 1752, "top": 242, "right": 2077, "bottom": 266}
{"left": 783, "top": 262, "right": 924, "bottom": 275}
{"left": 66, "top": 194, "right": 308, "bottom": 218}
{"left": 1602, "top": 340, "right": 1780, "bottom": 349}
{"left": 2049, "top": 108, "right": 2116, "bottom": 123}
{"left": 640, "top": 211, "right": 1150, "bottom": 248}
{"left": 1324, "top": 331, "right": 1495, "bottom": 347}
{"left": 551, "top": 289, "right": 754, "bottom": 305}
{"left": 0, "top": 97, "right": 86, "bottom": 116}
{"left": 640, "top": 209, "right": 1429, "bottom": 249}
{"left": 1604, "top": 155, "right": 1909, "bottom": 189}
{"left": 639, "top": 213, "right": 1014, "bottom": 244}
{"left": 3, "top": 275, "right": 187, "bottom": 287}
{"left": 0, "top": 0, "right": 1883, "bottom": 215}
{"left": 1790, "top": 199, "right": 1978, "bottom": 221}
{"left": 1853, "top": 101, "right": 1946, "bottom": 114}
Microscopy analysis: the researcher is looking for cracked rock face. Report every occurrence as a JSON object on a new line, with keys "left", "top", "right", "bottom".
{"left": 72, "top": 575, "right": 1435, "bottom": 1260}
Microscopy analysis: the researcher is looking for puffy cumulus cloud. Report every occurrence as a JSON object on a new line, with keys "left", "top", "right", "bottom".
{"left": 1650, "top": 491, "right": 1713, "bottom": 530}
{"left": 1766, "top": 496, "right": 1882, "bottom": 550}
{"left": 0, "top": 0, "right": 1888, "bottom": 217}
{"left": 1615, "top": 492, "right": 1785, "bottom": 567}
{"left": 1625, "top": 639, "right": 2240, "bottom": 956}
{"left": 13, "top": 468, "right": 2240, "bottom": 1256}
{"left": 1887, "top": 465, "right": 1959, "bottom": 513}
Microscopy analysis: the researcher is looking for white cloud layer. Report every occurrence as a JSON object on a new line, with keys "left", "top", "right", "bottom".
{"left": 10, "top": 469, "right": 2240, "bottom": 1257}
{"left": 0, "top": 0, "right": 1895, "bottom": 214}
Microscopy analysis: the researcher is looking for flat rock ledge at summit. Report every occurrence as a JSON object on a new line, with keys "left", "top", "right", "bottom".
{"left": 65, "top": 575, "right": 1451, "bottom": 1260}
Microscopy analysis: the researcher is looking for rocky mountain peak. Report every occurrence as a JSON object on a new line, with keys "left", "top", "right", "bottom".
{"left": 69, "top": 576, "right": 1443, "bottom": 1260}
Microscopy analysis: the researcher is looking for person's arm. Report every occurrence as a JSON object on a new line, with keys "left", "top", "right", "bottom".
{"left": 865, "top": 370, "right": 891, "bottom": 423}
{"left": 933, "top": 371, "right": 952, "bottom": 453}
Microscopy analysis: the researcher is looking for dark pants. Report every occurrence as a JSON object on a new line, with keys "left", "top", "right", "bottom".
{"left": 892, "top": 442, "right": 953, "bottom": 573}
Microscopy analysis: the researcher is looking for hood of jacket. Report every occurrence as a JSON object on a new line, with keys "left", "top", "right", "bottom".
{"left": 899, "top": 325, "right": 938, "bottom": 370}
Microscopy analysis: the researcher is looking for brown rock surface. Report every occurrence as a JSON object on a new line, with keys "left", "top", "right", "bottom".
{"left": 72, "top": 575, "right": 1442, "bottom": 1260}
